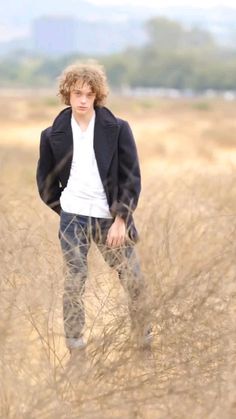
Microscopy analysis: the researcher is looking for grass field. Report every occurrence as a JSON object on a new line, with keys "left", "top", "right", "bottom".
{"left": 1, "top": 92, "right": 236, "bottom": 418}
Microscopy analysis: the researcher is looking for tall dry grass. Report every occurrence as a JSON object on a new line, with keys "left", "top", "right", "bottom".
{"left": 1, "top": 93, "right": 236, "bottom": 418}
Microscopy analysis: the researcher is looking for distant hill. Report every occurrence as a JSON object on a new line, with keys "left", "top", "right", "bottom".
{"left": 0, "top": 1, "right": 236, "bottom": 55}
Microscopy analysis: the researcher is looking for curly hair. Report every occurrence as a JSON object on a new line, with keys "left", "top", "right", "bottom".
{"left": 58, "top": 62, "right": 109, "bottom": 107}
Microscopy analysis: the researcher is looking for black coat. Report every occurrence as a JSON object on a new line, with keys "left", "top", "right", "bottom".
{"left": 36, "top": 106, "right": 141, "bottom": 242}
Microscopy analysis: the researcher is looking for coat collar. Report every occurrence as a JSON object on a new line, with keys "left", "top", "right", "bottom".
{"left": 51, "top": 106, "right": 118, "bottom": 133}
{"left": 50, "top": 106, "right": 120, "bottom": 182}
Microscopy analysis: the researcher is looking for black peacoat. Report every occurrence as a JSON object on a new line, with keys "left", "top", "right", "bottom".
{"left": 36, "top": 106, "right": 141, "bottom": 242}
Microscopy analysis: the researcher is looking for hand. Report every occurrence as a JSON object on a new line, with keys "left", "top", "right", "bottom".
{"left": 106, "top": 216, "right": 126, "bottom": 248}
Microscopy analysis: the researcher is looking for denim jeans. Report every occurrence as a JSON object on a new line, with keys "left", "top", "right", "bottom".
{"left": 59, "top": 210, "right": 148, "bottom": 343}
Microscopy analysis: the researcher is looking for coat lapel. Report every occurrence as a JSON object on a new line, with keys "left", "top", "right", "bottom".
{"left": 50, "top": 108, "right": 73, "bottom": 178}
{"left": 94, "top": 107, "right": 119, "bottom": 182}
{"left": 49, "top": 106, "right": 119, "bottom": 183}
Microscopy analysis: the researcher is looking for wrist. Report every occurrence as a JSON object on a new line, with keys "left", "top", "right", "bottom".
{"left": 114, "top": 215, "right": 125, "bottom": 224}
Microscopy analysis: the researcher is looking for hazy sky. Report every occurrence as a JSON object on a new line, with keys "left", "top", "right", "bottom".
{"left": 1, "top": 0, "right": 236, "bottom": 43}
{"left": 89, "top": 0, "right": 236, "bottom": 7}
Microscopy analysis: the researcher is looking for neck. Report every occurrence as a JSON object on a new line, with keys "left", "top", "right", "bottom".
{"left": 72, "top": 109, "right": 95, "bottom": 130}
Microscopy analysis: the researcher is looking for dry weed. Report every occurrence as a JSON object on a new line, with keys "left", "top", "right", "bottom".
{"left": 0, "top": 95, "right": 236, "bottom": 418}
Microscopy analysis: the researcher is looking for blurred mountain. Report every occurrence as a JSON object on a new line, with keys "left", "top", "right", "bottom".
{"left": 0, "top": 1, "right": 236, "bottom": 55}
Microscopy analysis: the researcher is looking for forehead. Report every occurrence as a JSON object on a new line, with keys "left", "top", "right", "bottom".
{"left": 72, "top": 80, "right": 94, "bottom": 92}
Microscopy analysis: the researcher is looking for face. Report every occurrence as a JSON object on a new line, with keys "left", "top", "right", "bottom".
{"left": 69, "top": 81, "right": 96, "bottom": 118}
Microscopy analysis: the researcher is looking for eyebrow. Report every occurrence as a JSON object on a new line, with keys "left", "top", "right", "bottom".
{"left": 73, "top": 89, "right": 94, "bottom": 94}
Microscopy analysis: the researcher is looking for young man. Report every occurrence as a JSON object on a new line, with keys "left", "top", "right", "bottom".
{"left": 36, "top": 63, "right": 152, "bottom": 353}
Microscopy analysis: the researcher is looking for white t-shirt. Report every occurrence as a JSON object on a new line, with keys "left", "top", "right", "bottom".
{"left": 60, "top": 113, "right": 112, "bottom": 218}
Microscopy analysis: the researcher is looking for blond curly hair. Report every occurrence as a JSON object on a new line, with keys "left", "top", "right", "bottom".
{"left": 58, "top": 62, "right": 109, "bottom": 107}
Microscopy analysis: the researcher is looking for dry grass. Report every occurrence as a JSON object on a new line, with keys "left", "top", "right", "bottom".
{"left": 1, "top": 92, "right": 236, "bottom": 418}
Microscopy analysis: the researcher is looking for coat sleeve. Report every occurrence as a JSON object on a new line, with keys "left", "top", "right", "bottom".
{"left": 36, "top": 128, "right": 62, "bottom": 215}
{"left": 114, "top": 120, "right": 141, "bottom": 220}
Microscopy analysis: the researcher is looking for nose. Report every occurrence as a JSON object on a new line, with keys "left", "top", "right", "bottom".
{"left": 81, "top": 95, "right": 86, "bottom": 103}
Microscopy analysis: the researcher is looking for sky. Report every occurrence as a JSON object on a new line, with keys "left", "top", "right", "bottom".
{"left": 1, "top": 0, "right": 236, "bottom": 43}
{"left": 89, "top": 0, "right": 236, "bottom": 7}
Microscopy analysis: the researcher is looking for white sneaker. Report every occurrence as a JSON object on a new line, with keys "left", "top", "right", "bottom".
{"left": 137, "top": 327, "right": 153, "bottom": 349}
{"left": 66, "top": 337, "right": 86, "bottom": 352}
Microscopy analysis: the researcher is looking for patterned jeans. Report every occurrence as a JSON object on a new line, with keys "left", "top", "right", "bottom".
{"left": 59, "top": 210, "right": 148, "bottom": 343}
